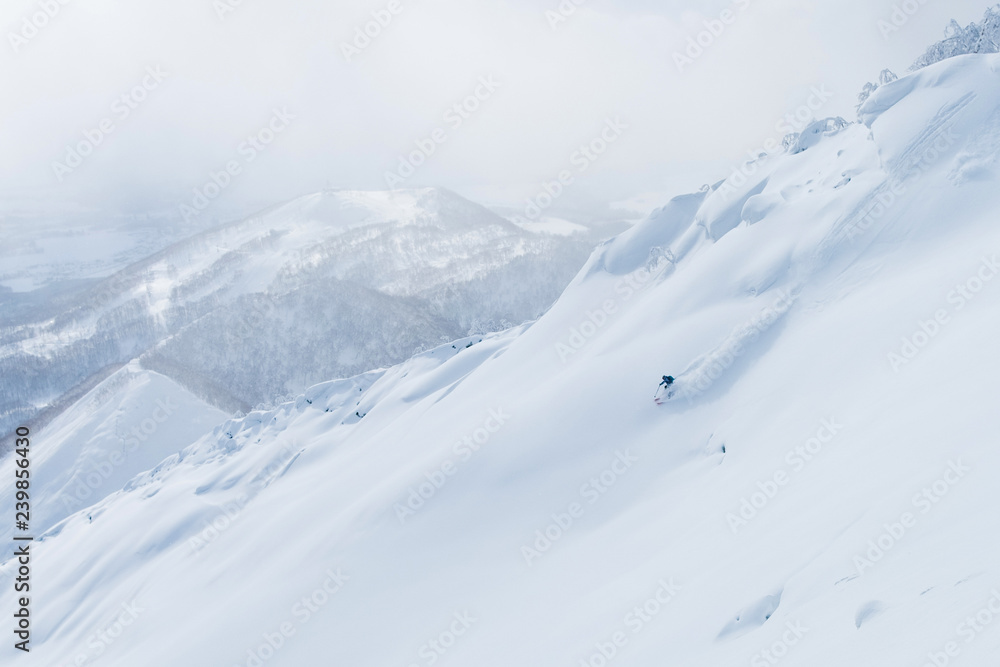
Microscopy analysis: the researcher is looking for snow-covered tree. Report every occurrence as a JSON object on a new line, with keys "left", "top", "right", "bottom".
{"left": 911, "top": 6, "right": 1000, "bottom": 70}
{"left": 855, "top": 69, "right": 898, "bottom": 118}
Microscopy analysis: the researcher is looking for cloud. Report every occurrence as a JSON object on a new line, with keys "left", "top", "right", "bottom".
{"left": 0, "top": 0, "right": 992, "bottom": 220}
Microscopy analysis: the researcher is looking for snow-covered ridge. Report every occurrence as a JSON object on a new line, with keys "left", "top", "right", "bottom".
{"left": 0, "top": 187, "right": 593, "bottom": 440}
{"left": 4, "top": 44, "right": 1000, "bottom": 667}
{"left": 0, "top": 362, "right": 226, "bottom": 548}
{"left": 857, "top": 6, "right": 1000, "bottom": 118}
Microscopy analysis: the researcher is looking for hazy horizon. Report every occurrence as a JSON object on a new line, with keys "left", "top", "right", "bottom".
{"left": 1, "top": 0, "right": 992, "bottom": 225}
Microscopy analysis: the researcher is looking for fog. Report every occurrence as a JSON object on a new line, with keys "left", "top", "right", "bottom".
{"left": 0, "top": 0, "right": 990, "bottom": 223}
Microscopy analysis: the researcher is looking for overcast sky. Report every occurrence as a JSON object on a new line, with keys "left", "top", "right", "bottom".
{"left": 0, "top": 0, "right": 992, "bottom": 223}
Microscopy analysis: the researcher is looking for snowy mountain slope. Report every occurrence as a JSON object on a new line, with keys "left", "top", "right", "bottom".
{"left": 0, "top": 362, "right": 227, "bottom": 548}
{"left": 4, "top": 52, "right": 1000, "bottom": 667}
{"left": 0, "top": 188, "right": 594, "bottom": 440}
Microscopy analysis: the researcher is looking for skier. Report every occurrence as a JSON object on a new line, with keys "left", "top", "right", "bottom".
{"left": 654, "top": 375, "right": 676, "bottom": 405}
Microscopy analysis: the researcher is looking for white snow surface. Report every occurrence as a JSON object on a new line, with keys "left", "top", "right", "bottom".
{"left": 0, "top": 362, "right": 228, "bottom": 549}
{"left": 3, "top": 54, "right": 1000, "bottom": 666}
